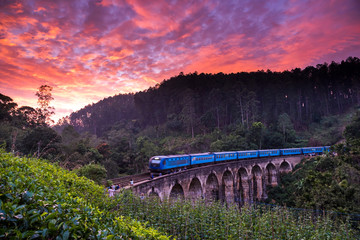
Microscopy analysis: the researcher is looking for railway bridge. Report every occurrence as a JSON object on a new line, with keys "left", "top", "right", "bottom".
{"left": 131, "top": 156, "right": 303, "bottom": 204}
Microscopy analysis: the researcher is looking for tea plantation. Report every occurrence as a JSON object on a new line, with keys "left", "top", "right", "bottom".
{"left": 0, "top": 150, "right": 169, "bottom": 239}
{"left": 1, "top": 150, "right": 358, "bottom": 239}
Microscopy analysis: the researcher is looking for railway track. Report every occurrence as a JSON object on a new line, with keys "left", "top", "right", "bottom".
{"left": 109, "top": 172, "right": 150, "bottom": 188}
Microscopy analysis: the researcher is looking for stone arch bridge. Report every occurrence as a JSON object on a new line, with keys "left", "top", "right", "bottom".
{"left": 132, "top": 156, "right": 302, "bottom": 204}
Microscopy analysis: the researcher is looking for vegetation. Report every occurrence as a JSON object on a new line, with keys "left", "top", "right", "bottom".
{"left": 1, "top": 58, "right": 359, "bottom": 178}
{"left": 74, "top": 163, "right": 107, "bottom": 185}
{"left": 266, "top": 112, "right": 360, "bottom": 215}
{"left": 0, "top": 150, "right": 170, "bottom": 239}
{"left": 0, "top": 150, "right": 357, "bottom": 239}
{"left": 65, "top": 57, "right": 360, "bottom": 138}
{"left": 57, "top": 57, "right": 360, "bottom": 176}
{"left": 115, "top": 191, "right": 357, "bottom": 239}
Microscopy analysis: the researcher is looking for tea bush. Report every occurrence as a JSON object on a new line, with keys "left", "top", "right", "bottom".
{"left": 0, "top": 150, "right": 170, "bottom": 239}
{"left": 115, "top": 191, "right": 357, "bottom": 239}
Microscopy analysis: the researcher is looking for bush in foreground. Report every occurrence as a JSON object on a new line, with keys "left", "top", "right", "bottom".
{"left": 0, "top": 150, "right": 169, "bottom": 239}
{"left": 114, "top": 191, "right": 357, "bottom": 240}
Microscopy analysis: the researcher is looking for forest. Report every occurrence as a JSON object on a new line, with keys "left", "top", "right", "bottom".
{"left": 1, "top": 57, "right": 360, "bottom": 238}
{"left": 1, "top": 57, "right": 360, "bottom": 179}
{"left": 267, "top": 113, "right": 360, "bottom": 215}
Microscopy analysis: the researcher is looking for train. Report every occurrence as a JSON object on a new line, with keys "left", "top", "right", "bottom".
{"left": 149, "top": 146, "right": 331, "bottom": 175}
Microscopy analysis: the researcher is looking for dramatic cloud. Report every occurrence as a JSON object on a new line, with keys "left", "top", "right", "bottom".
{"left": 1, "top": 0, "right": 359, "bottom": 122}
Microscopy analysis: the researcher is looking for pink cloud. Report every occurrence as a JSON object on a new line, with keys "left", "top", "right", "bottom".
{"left": 0, "top": 0, "right": 359, "bottom": 122}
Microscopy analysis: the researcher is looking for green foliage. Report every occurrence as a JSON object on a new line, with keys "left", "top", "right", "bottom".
{"left": 248, "top": 122, "right": 264, "bottom": 149}
{"left": 0, "top": 94, "right": 17, "bottom": 122}
{"left": 344, "top": 112, "right": 360, "bottom": 150}
{"left": 308, "top": 115, "right": 344, "bottom": 146}
{"left": 75, "top": 163, "right": 107, "bottom": 185}
{"left": 0, "top": 150, "right": 170, "bottom": 239}
{"left": 267, "top": 114, "right": 360, "bottom": 215}
{"left": 267, "top": 154, "right": 360, "bottom": 214}
{"left": 20, "top": 127, "right": 62, "bottom": 159}
{"left": 277, "top": 113, "right": 296, "bottom": 144}
{"left": 115, "top": 191, "right": 356, "bottom": 239}
{"left": 0, "top": 122, "right": 13, "bottom": 151}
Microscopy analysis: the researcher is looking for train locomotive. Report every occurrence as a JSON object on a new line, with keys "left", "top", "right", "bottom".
{"left": 149, "top": 146, "right": 330, "bottom": 175}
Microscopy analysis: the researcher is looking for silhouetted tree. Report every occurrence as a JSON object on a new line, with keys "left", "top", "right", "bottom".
{"left": 35, "top": 85, "right": 55, "bottom": 126}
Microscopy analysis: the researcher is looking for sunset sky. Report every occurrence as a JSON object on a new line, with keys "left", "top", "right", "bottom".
{"left": 1, "top": 0, "right": 360, "bottom": 122}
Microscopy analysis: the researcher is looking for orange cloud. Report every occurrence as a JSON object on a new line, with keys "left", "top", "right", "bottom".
{"left": 0, "top": 0, "right": 359, "bottom": 123}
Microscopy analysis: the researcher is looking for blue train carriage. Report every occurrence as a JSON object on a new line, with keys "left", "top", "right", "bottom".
{"left": 149, "top": 154, "right": 190, "bottom": 174}
{"left": 214, "top": 151, "right": 237, "bottom": 162}
{"left": 189, "top": 152, "right": 215, "bottom": 166}
{"left": 302, "top": 147, "right": 324, "bottom": 156}
{"left": 237, "top": 150, "right": 259, "bottom": 160}
{"left": 323, "top": 146, "right": 331, "bottom": 152}
{"left": 258, "top": 149, "right": 281, "bottom": 157}
{"left": 279, "top": 148, "right": 302, "bottom": 156}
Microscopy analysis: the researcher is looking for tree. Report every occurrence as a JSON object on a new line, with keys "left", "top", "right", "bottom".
{"left": 21, "top": 127, "right": 62, "bottom": 159}
{"left": 35, "top": 85, "right": 55, "bottom": 126}
{"left": 181, "top": 89, "right": 196, "bottom": 138}
{"left": 344, "top": 113, "right": 360, "bottom": 149}
{"left": 277, "top": 113, "right": 295, "bottom": 144}
{"left": 14, "top": 106, "right": 38, "bottom": 128}
{"left": 248, "top": 122, "right": 264, "bottom": 149}
{"left": 0, "top": 93, "right": 17, "bottom": 121}
{"left": 75, "top": 164, "right": 107, "bottom": 184}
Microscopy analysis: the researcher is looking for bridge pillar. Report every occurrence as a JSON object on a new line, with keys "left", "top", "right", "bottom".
{"left": 251, "top": 165, "right": 263, "bottom": 202}
{"left": 221, "top": 170, "right": 234, "bottom": 204}
{"left": 204, "top": 172, "right": 220, "bottom": 202}
{"left": 237, "top": 167, "right": 250, "bottom": 205}
{"left": 130, "top": 156, "right": 303, "bottom": 205}
{"left": 265, "top": 163, "right": 277, "bottom": 187}
{"left": 188, "top": 177, "right": 203, "bottom": 201}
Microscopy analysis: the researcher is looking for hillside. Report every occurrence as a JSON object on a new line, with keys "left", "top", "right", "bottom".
{"left": 0, "top": 150, "right": 358, "bottom": 239}
{"left": 52, "top": 57, "right": 360, "bottom": 176}
{"left": 1, "top": 57, "right": 359, "bottom": 178}
{"left": 0, "top": 150, "right": 169, "bottom": 239}
{"left": 63, "top": 57, "right": 360, "bottom": 138}
{"left": 266, "top": 112, "right": 360, "bottom": 215}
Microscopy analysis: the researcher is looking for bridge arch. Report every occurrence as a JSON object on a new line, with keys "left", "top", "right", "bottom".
{"left": 221, "top": 169, "right": 234, "bottom": 204}
{"left": 252, "top": 165, "right": 263, "bottom": 201}
{"left": 148, "top": 188, "right": 161, "bottom": 201}
{"left": 169, "top": 182, "right": 185, "bottom": 200}
{"left": 130, "top": 155, "right": 303, "bottom": 204}
{"left": 237, "top": 167, "right": 250, "bottom": 205}
{"left": 188, "top": 177, "right": 203, "bottom": 201}
{"left": 279, "top": 160, "right": 292, "bottom": 173}
{"left": 205, "top": 172, "right": 219, "bottom": 201}
{"left": 265, "top": 163, "right": 277, "bottom": 186}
